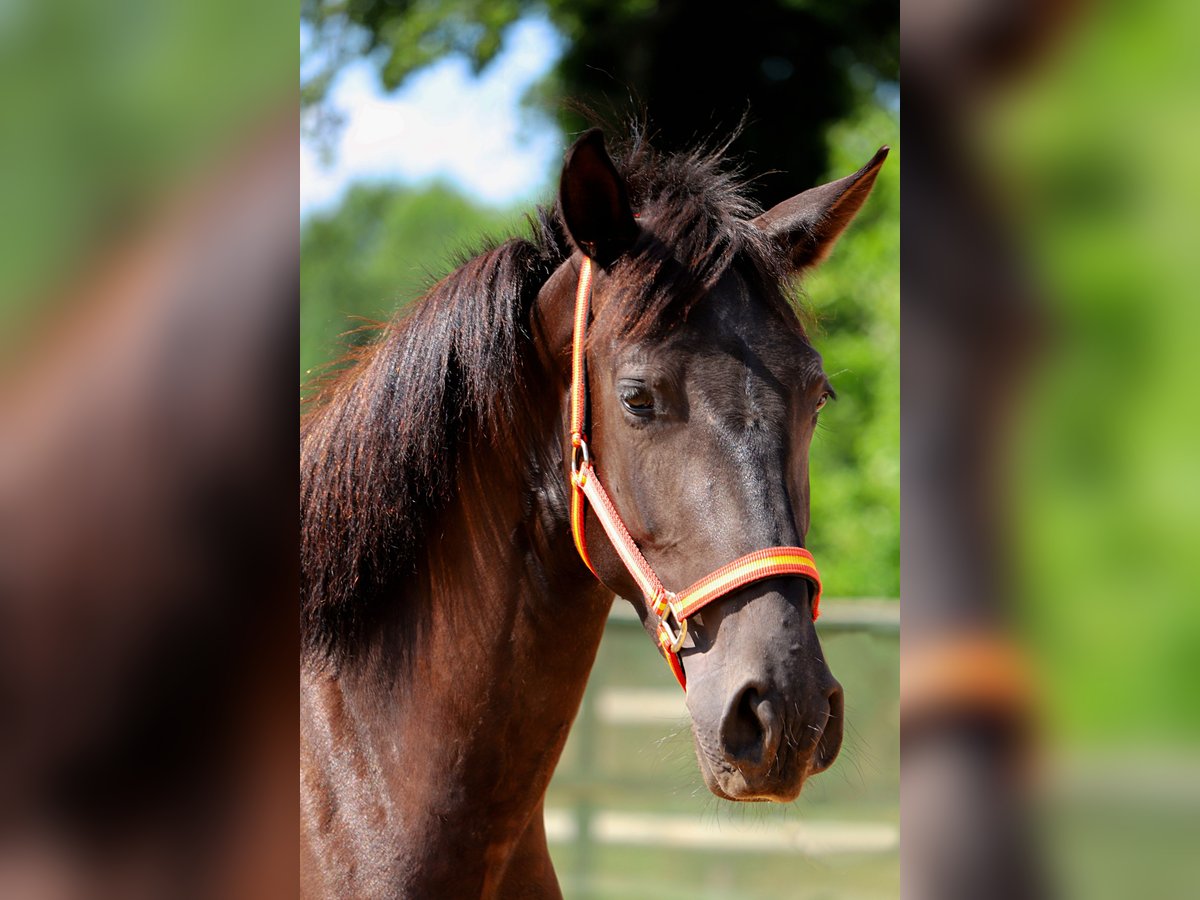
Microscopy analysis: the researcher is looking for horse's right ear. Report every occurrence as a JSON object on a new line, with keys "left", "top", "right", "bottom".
{"left": 558, "top": 129, "right": 638, "bottom": 266}
{"left": 752, "top": 146, "right": 889, "bottom": 272}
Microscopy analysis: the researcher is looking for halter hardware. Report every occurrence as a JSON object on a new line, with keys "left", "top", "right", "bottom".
{"left": 569, "top": 433, "right": 590, "bottom": 483}
{"left": 653, "top": 590, "right": 688, "bottom": 654}
{"left": 566, "top": 256, "right": 823, "bottom": 690}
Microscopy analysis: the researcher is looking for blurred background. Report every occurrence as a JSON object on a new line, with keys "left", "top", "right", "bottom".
{"left": 301, "top": 1, "right": 898, "bottom": 898}
{"left": 1001, "top": 3, "right": 1200, "bottom": 897}
{"left": 902, "top": 0, "right": 1200, "bottom": 897}
{"left": 0, "top": 0, "right": 297, "bottom": 896}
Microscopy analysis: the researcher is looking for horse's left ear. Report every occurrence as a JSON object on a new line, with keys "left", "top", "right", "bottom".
{"left": 558, "top": 128, "right": 639, "bottom": 266}
{"left": 752, "top": 146, "right": 889, "bottom": 272}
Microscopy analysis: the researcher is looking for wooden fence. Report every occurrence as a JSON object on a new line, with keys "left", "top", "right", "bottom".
{"left": 544, "top": 599, "right": 900, "bottom": 899}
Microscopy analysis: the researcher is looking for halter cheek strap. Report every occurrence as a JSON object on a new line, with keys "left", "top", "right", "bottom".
{"left": 567, "top": 256, "right": 822, "bottom": 690}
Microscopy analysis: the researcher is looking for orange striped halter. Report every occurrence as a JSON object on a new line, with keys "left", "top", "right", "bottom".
{"left": 567, "top": 256, "right": 822, "bottom": 690}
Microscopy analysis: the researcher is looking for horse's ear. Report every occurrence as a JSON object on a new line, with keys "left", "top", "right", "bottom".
{"left": 558, "top": 128, "right": 638, "bottom": 266}
{"left": 752, "top": 146, "right": 889, "bottom": 272}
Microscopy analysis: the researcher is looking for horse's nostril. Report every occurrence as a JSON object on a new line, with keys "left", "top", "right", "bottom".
{"left": 812, "top": 681, "right": 845, "bottom": 774}
{"left": 720, "top": 684, "right": 780, "bottom": 769}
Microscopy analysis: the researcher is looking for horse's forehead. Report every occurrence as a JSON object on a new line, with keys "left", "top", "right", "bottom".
{"left": 678, "top": 271, "right": 817, "bottom": 361}
{"left": 619, "top": 310, "right": 821, "bottom": 396}
{"left": 600, "top": 259, "right": 818, "bottom": 373}
{"left": 700, "top": 269, "right": 783, "bottom": 329}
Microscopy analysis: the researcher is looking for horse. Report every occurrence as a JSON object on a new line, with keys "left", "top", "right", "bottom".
{"left": 300, "top": 126, "right": 887, "bottom": 898}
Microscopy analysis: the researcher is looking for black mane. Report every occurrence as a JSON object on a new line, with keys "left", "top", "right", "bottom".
{"left": 300, "top": 131, "right": 800, "bottom": 664}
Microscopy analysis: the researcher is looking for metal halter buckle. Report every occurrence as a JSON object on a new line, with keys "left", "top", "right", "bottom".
{"left": 655, "top": 591, "right": 688, "bottom": 654}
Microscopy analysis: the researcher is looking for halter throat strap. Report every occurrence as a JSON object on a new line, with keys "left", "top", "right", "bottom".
{"left": 567, "top": 256, "right": 822, "bottom": 690}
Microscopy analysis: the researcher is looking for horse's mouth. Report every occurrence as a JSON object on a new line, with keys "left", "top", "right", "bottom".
{"left": 695, "top": 750, "right": 808, "bottom": 803}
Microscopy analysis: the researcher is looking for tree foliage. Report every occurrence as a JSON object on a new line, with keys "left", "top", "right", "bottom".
{"left": 301, "top": 0, "right": 897, "bottom": 202}
{"left": 300, "top": 182, "right": 523, "bottom": 383}
{"left": 803, "top": 101, "right": 899, "bottom": 597}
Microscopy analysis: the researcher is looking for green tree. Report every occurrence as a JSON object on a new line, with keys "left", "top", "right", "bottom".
{"left": 301, "top": 182, "right": 523, "bottom": 381}
{"left": 804, "top": 102, "right": 899, "bottom": 597}
{"left": 301, "top": 0, "right": 897, "bottom": 202}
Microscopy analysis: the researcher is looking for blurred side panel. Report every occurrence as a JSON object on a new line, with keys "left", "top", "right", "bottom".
{"left": 902, "top": 0, "right": 1200, "bottom": 897}
{"left": 0, "top": 1, "right": 298, "bottom": 897}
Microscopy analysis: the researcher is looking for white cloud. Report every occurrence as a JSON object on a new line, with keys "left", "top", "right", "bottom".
{"left": 301, "top": 17, "right": 564, "bottom": 218}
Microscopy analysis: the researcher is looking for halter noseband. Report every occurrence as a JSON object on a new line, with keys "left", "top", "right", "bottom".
{"left": 567, "top": 256, "right": 822, "bottom": 690}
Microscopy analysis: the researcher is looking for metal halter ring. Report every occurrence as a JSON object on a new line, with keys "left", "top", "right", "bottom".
{"left": 570, "top": 435, "right": 591, "bottom": 484}
{"left": 656, "top": 591, "right": 688, "bottom": 654}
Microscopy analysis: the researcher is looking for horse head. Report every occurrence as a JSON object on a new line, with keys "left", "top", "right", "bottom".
{"left": 548, "top": 129, "right": 886, "bottom": 801}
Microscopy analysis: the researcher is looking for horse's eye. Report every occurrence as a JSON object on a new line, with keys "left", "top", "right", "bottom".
{"left": 815, "top": 392, "right": 831, "bottom": 413}
{"left": 619, "top": 385, "right": 655, "bottom": 415}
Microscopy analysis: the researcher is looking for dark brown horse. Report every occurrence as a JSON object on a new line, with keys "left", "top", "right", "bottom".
{"left": 300, "top": 128, "right": 886, "bottom": 897}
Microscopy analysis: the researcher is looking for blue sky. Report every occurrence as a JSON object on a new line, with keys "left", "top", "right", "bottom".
{"left": 301, "top": 17, "right": 565, "bottom": 218}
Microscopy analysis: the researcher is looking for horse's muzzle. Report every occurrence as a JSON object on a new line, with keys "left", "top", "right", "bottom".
{"left": 693, "top": 675, "right": 844, "bottom": 802}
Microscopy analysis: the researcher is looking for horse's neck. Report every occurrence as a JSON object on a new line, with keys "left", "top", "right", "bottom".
{"left": 301, "top": 435, "right": 613, "bottom": 896}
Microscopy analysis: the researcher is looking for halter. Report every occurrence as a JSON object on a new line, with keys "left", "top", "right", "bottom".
{"left": 567, "top": 256, "right": 822, "bottom": 690}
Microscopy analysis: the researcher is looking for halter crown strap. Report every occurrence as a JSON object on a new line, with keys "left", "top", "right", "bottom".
{"left": 568, "top": 256, "right": 596, "bottom": 575}
{"left": 567, "top": 256, "right": 822, "bottom": 690}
